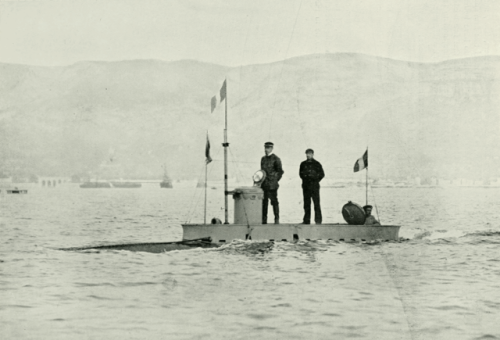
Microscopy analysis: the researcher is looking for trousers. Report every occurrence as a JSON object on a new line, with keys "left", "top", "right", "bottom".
{"left": 303, "top": 186, "right": 322, "bottom": 224}
{"left": 262, "top": 189, "right": 279, "bottom": 224}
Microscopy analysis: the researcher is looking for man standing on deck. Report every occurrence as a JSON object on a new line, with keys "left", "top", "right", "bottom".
{"left": 299, "top": 149, "right": 325, "bottom": 224}
{"left": 363, "top": 205, "right": 380, "bottom": 225}
{"left": 261, "top": 142, "right": 284, "bottom": 224}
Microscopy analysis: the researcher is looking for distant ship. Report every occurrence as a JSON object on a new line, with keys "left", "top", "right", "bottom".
{"left": 160, "top": 181, "right": 173, "bottom": 188}
{"left": 5, "top": 187, "right": 28, "bottom": 194}
{"left": 160, "top": 164, "right": 173, "bottom": 188}
{"left": 0, "top": 182, "right": 28, "bottom": 194}
{"left": 111, "top": 181, "right": 142, "bottom": 188}
{"left": 80, "top": 182, "right": 111, "bottom": 188}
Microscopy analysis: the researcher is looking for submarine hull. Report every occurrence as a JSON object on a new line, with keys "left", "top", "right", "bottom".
{"left": 182, "top": 223, "right": 401, "bottom": 243}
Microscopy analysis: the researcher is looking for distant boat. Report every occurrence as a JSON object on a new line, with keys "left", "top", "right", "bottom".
{"left": 80, "top": 182, "right": 111, "bottom": 188}
{"left": 111, "top": 182, "right": 142, "bottom": 188}
{"left": 160, "top": 164, "right": 173, "bottom": 188}
{"left": 160, "top": 181, "right": 173, "bottom": 188}
{"left": 6, "top": 187, "right": 28, "bottom": 194}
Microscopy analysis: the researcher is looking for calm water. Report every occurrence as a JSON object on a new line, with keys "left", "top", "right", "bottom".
{"left": 1, "top": 184, "right": 500, "bottom": 339}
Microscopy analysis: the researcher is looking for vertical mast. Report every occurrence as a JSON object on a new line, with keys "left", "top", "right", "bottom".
{"left": 204, "top": 133, "right": 208, "bottom": 225}
{"left": 223, "top": 80, "right": 229, "bottom": 224}
{"left": 204, "top": 159, "right": 208, "bottom": 224}
{"left": 366, "top": 166, "right": 368, "bottom": 206}
{"left": 365, "top": 146, "right": 368, "bottom": 206}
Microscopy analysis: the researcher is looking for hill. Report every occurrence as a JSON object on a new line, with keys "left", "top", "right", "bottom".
{"left": 1, "top": 53, "right": 499, "bottom": 182}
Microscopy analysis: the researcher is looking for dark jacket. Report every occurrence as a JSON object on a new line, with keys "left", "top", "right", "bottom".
{"left": 261, "top": 154, "right": 284, "bottom": 190}
{"left": 299, "top": 158, "right": 325, "bottom": 189}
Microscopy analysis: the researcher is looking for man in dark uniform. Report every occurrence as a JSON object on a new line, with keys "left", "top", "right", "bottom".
{"left": 299, "top": 149, "right": 325, "bottom": 224}
{"left": 261, "top": 142, "right": 284, "bottom": 224}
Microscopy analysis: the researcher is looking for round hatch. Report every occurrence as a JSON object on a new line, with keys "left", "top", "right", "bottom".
{"left": 342, "top": 201, "right": 366, "bottom": 225}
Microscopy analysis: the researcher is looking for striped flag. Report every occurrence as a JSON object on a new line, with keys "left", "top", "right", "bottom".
{"left": 205, "top": 133, "right": 212, "bottom": 164}
{"left": 211, "top": 96, "right": 217, "bottom": 113}
{"left": 210, "top": 80, "right": 226, "bottom": 112}
{"left": 219, "top": 79, "right": 226, "bottom": 102}
{"left": 353, "top": 150, "right": 368, "bottom": 172}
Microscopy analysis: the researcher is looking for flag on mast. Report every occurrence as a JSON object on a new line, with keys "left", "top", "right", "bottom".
{"left": 205, "top": 134, "right": 212, "bottom": 164}
{"left": 353, "top": 149, "right": 368, "bottom": 172}
{"left": 211, "top": 96, "right": 217, "bottom": 113}
{"left": 220, "top": 80, "right": 226, "bottom": 102}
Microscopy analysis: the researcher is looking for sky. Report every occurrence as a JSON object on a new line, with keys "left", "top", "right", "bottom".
{"left": 0, "top": 0, "right": 499, "bottom": 66}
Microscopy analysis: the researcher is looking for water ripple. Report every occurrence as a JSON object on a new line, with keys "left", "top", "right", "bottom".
{"left": 1, "top": 186, "right": 499, "bottom": 339}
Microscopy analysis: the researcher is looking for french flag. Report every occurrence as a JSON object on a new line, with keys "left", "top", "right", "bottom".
{"left": 353, "top": 150, "right": 368, "bottom": 172}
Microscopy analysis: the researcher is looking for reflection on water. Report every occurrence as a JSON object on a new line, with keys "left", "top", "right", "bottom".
{"left": 1, "top": 184, "right": 499, "bottom": 339}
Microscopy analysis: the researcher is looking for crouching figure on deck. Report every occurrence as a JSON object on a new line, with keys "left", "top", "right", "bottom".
{"left": 261, "top": 142, "right": 284, "bottom": 224}
{"left": 299, "top": 148, "right": 325, "bottom": 224}
{"left": 363, "top": 205, "right": 380, "bottom": 225}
